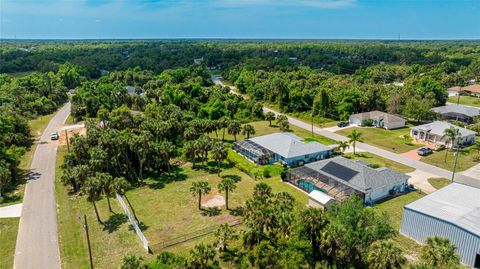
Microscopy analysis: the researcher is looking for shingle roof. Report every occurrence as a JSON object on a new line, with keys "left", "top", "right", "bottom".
{"left": 405, "top": 183, "right": 480, "bottom": 236}
{"left": 304, "top": 156, "right": 410, "bottom": 193}
{"left": 411, "top": 121, "right": 476, "bottom": 137}
{"left": 448, "top": 84, "right": 480, "bottom": 93}
{"left": 431, "top": 104, "right": 480, "bottom": 118}
{"left": 349, "top": 111, "right": 406, "bottom": 124}
{"left": 248, "top": 133, "right": 333, "bottom": 159}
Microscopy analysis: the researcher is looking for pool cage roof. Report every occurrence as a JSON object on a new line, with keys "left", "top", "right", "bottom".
{"left": 286, "top": 166, "right": 365, "bottom": 201}
{"left": 233, "top": 139, "right": 271, "bottom": 157}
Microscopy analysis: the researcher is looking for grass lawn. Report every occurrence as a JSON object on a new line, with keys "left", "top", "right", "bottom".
{"left": 448, "top": 95, "right": 480, "bottom": 108}
{"left": 1, "top": 112, "right": 57, "bottom": 208}
{"left": 374, "top": 191, "right": 425, "bottom": 261}
{"left": 336, "top": 126, "right": 419, "bottom": 154}
{"left": 0, "top": 218, "right": 19, "bottom": 269}
{"left": 420, "top": 144, "right": 480, "bottom": 172}
{"left": 343, "top": 152, "right": 415, "bottom": 174}
{"left": 219, "top": 120, "right": 337, "bottom": 145}
{"left": 264, "top": 103, "right": 339, "bottom": 128}
{"left": 427, "top": 178, "right": 451, "bottom": 190}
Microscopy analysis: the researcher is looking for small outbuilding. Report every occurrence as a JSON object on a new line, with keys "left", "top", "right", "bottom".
{"left": 400, "top": 183, "right": 480, "bottom": 268}
{"left": 349, "top": 111, "right": 406, "bottom": 130}
{"left": 410, "top": 121, "right": 476, "bottom": 148}
{"left": 307, "top": 190, "right": 334, "bottom": 209}
{"left": 431, "top": 104, "right": 480, "bottom": 123}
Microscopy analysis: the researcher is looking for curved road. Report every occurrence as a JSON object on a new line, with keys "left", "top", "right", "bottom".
{"left": 14, "top": 103, "right": 70, "bottom": 269}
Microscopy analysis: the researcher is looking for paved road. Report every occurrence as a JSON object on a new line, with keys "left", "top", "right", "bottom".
{"left": 14, "top": 103, "right": 70, "bottom": 269}
{"left": 212, "top": 76, "right": 480, "bottom": 188}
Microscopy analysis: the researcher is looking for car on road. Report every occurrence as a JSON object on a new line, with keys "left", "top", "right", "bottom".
{"left": 337, "top": 122, "right": 349, "bottom": 128}
{"left": 416, "top": 147, "right": 433, "bottom": 156}
{"left": 50, "top": 131, "right": 59, "bottom": 140}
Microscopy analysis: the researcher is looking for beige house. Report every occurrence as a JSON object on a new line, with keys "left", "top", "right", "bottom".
{"left": 349, "top": 111, "right": 406, "bottom": 130}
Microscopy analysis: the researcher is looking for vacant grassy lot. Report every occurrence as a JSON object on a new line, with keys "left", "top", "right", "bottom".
{"left": 448, "top": 95, "right": 480, "bottom": 107}
{"left": 343, "top": 152, "right": 415, "bottom": 174}
{"left": 337, "top": 126, "right": 418, "bottom": 153}
{"left": 374, "top": 191, "right": 425, "bottom": 261}
{"left": 219, "top": 120, "right": 337, "bottom": 145}
{"left": 421, "top": 144, "right": 480, "bottom": 172}
{"left": 0, "top": 218, "right": 19, "bottom": 269}
{"left": 427, "top": 178, "right": 451, "bottom": 189}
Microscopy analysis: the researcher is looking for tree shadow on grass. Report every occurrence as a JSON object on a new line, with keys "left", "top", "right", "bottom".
{"left": 145, "top": 166, "right": 188, "bottom": 190}
{"left": 0, "top": 193, "right": 22, "bottom": 205}
{"left": 229, "top": 206, "right": 244, "bottom": 217}
{"left": 128, "top": 221, "right": 149, "bottom": 232}
{"left": 201, "top": 207, "right": 221, "bottom": 217}
{"left": 221, "top": 174, "right": 242, "bottom": 182}
{"left": 103, "top": 213, "right": 128, "bottom": 233}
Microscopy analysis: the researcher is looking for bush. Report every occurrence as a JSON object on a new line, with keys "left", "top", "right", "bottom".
{"left": 361, "top": 119, "right": 374, "bottom": 127}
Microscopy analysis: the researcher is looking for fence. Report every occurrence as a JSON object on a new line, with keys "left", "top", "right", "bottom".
{"left": 150, "top": 219, "right": 242, "bottom": 253}
{"left": 116, "top": 193, "right": 149, "bottom": 251}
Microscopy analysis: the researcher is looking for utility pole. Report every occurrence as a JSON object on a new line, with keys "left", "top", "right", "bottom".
{"left": 83, "top": 215, "right": 94, "bottom": 269}
{"left": 65, "top": 129, "right": 70, "bottom": 152}
{"left": 451, "top": 145, "right": 460, "bottom": 182}
{"left": 311, "top": 112, "right": 314, "bottom": 138}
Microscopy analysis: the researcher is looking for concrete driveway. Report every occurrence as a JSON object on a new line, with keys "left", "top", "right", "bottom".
{"left": 460, "top": 163, "right": 480, "bottom": 180}
{"left": 14, "top": 103, "right": 70, "bottom": 269}
{"left": 0, "top": 203, "right": 23, "bottom": 218}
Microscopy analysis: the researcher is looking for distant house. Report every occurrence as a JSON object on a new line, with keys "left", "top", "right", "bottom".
{"left": 285, "top": 156, "right": 410, "bottom": 205}
{"left": 349, "top": 111, "right": 406, "bottom": 130}
{"left": 431, "top": 104, "right": 480, "bottom": 123}
{"left": 233, "top": 133, "right": 335, "bottom": 167}
{"left": 193, "top": 58, "right": 204, "bottom": 64}
{"left": 400, "top": 183, "right": 480, "bottom": 268}
{"left": 410, "top": 121, "right": 476, "bottom": 147}
{"left": 448, "top": 84, "right": 480, "bottom": 97}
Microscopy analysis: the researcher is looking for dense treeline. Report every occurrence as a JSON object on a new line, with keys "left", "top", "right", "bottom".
{"left": 0, "top": 64, "right": 75, "bottom": 199}
{"left": 120, "top": 184, "right": 463, "bottom": 269}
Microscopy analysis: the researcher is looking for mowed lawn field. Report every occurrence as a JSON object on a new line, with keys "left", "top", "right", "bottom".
{"left": 336, "top": 126, "right": 419, "bottom": 154}
{"left": 421, "top": 144, "right": 480, "bottom": 172}
{"left": 448, "top": 95, "right": 480, "bottom": 108}
{"left": 343, "top": 152, "right": 415, "bottom": 174}
{"left": 0, "top": 218, "right": 19, "bottom": 269}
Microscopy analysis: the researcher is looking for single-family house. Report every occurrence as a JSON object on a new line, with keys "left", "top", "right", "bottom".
{"left": 284, "top": 156, "right": 410, "bottom": 205}
{"left": 233, "top": 133, "right": 335, "bottom": 167}
{"left": 448, "top": 84, "right": 480, "bottom": 97}
{"left": 349, "top": 111, "right": 406, "bottom": 130}
{"left": 410, "top": 121, "right": 476, "bottom": 148}
{"left": 431, "top": 104, "right": 480, "bottom": 123}
{"left": 400, "top": 183, "right": 480, "bottom": 268}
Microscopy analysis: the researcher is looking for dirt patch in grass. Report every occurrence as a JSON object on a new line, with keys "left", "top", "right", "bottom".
{"left": 202, "top": 194, "right": 225, "bottom": 207}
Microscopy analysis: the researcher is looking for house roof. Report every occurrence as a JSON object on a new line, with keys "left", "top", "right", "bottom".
{"left": 411, "top": 121, "right": 476, "bottom": 137}
{"left": 448, "top": 84, "right": 480, "bottom": 93}
{"left": 431, "top": 104, "right": 480, "bottom": 118}
{"left": 404, "top": 183, "right": 480, "bottom": 237}
{"left": 349, "top": 111, "right": 406, "bottom": 124}
{"left": 248, "top": 133, "right": 333, "bottom": 159}
{"left": 303, "top": 156, "right": 410, "bottom": 194}
{"left": 308, "top": 190, "right": 333, "bottom": 205}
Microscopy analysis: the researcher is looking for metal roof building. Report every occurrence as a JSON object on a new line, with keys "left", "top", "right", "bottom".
{"left": 400, "top": 183, "right": 480, "bottom": 268}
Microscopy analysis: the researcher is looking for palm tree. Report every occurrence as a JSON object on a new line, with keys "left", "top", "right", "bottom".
{"left": 218, "top": 178, "right": 237, "bottom": 210}
{"left": 195, "top": 136, "right": 211, "bottom": 166}
{"left": 265, "top": 111, "right": 276, "bottom": 126}
{"left": 276, "top": 115, "right": 289, "bottom": 131}
{"left": 227, "top": 120, "right": 242, "bottom": 141}
{"left": 421, "top": 236, "right": 460, "bottom": 268}
{"left": 184, "top": 140, "right": 198, "bottom": 168}
{"left": 214, "top": 223, "right": 238, "bottom": 252}
{"left": 219, "top": 117, "right": 228, "bottom": 141}
{"left": 242, "top": 124, "right": 256, "bottom": 138}
{"left": 83, "top": 176, "right": 104, "bottom": 223}
{"left": 211, "top": 141, "right": 228, "bottom": 176}
{"left": 347, "top": 130, "right": 363, "bottom": 155}
{"left": 98, "top": 172, "right": 115, "bottom": 212}
{"left": 190, "top": 181, "right": 211, "bottom": 210}
{"left": 337, "top": 141, "right": 350, "bottom": 153}
{"left": 186, "top": 243, "right": 218, "bottom": 269}
{"left": 366, "top": 240, "right": 406, "bottom": 269}
{"left": 442, "top": 127, "right": 461, "bottom": 162}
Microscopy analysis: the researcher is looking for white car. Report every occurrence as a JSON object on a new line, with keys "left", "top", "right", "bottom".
{"left": 50, "top": 131, "right": 59, "bottom": 140}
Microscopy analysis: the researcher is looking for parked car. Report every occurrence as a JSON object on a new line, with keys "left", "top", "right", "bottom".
{"left": 416, "top": 147, "right": 433, "bottom": 156}
{"left": 337, "top": 122, "right": 349, "bottom": 128}
{"left": 50, "top": 131, "right": 59, "bottom": 140}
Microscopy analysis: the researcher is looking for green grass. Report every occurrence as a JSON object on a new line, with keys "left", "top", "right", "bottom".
{"left": 0, "top": 218, "right": 19, "bottom": 269}
{"left": 448, "top": 95, "right": 480, "bottom": 107}
{"left": 343, "top": 152, "right": 415, "bottom": 174}
{"left": 55, "top": 146, "right": 145, "bottom": 269}
{"left": 427, "top": 178, "right": 451, "bottom": 190}
{"left": 420, "top": 144, "right": 480, "bottom": 172}
{"left": 65, "top": 115, "right": 76, "bottom": 124}
{"left": 336, "top": 126, "right": 419, "bottom": 154}
{"left": 374, "top": 191, "right": 425, "bottom": 260}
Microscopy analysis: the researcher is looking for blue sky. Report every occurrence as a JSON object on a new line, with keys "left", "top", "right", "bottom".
{"left": 1, "top": 0, "right": 479, "bottom": 39}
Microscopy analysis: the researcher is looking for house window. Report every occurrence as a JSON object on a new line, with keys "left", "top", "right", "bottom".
{"left": 413, "top": 131, "right": 418, "bottom": 136}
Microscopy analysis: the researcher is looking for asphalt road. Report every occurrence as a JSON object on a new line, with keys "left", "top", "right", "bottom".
{"left": 14, "top": 103, "right": 70, "bottom": 269}
{"left": 211, "top": 76, "right": 479, "bottom": 188}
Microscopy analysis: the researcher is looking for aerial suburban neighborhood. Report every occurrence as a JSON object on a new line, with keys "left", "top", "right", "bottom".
{"left": 1, "top": 1, "right": 480, "bottom": 269}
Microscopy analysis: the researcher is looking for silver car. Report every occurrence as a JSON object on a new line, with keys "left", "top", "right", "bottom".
{"left": 50, "top": 131, "right": 59, "bottom": 140}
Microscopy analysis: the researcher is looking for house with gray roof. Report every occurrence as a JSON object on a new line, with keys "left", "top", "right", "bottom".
{"left": 233, "top": 133, "right": 335, "bottom": 167}
{"left": 284, "top": 156, "right": 410, "bottom": 205}
{"left": 431, "top": 104, "right": 480, "bottom": 123}
{"left": 410, "top": 121, "right": 476, "bottom": 148}
{"left": 400, "top": 183, "right": 480, "bottom": 268}
{"left": 349, "top": 111, "right": 406, "bottom": 129}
